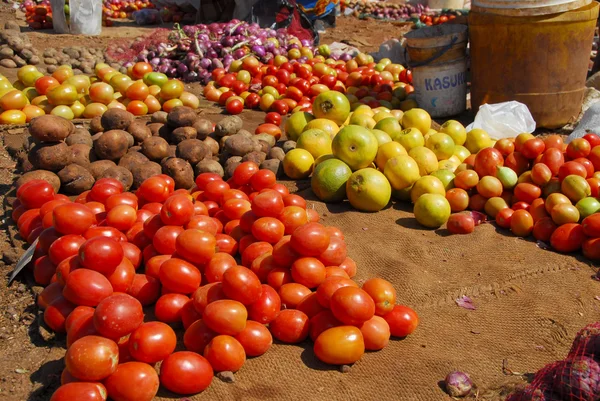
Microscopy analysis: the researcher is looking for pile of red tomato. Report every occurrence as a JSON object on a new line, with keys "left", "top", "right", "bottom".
{"left": 445, "top": 132, "right": 600, "bottom": 259}
{"left": 13, "top": 162, "right": 418, "bottom": 400}
{"left": 25, "top": 4, "right": 53, "bottom": 30}
{"left": 204, "top": 53, "right": 415, "bottom": 117}
{"left": 102, "top": 0, "right": 154, "bottom": 20}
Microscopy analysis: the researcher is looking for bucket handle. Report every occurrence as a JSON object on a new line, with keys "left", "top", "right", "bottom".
{"left": 405, "top": 34, "right": 461, "bottom": 69}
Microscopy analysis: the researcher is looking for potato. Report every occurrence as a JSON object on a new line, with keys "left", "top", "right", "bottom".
{"left": 128, "top": 145, "right": 142, "bottom": 153}
{"left": 224, "top": 161, "right": 241, "bottom": 179}
{"left": 94, "top": 130, "right": 130, "bottom": 161}
{"left": 256, "top": 140, "right": 271, "bottom": 154}
{"left": 260, "top": 159, "right": 283, "bottom": 177}
{"left": 101, "top": 108, "right": 134, "bottom": 131}
{"left": 141, "top": 137, "right": 170, "bottom": 162}
{"left": 224, "top": 135, "right": 255, "bottom": 156}
{"left": 16, "top": 170, "right": 60, "bottom": 193}
{"left": 242, "top": 151, "right": 266, "bottom": 165}
{"left": 28, "top": 142, "right": 71, "bottom": 172}
{"left": 215, "top": 115, "right": 243, "bottom": 137}
{"left": 224, "top": 156, "right": 243, "bottom": 167}
{"left": 28, "top": 115, "right": 75, "bottom": 143}
{"left": 162, "top": 157, "right": 194, "bottom": 189}
{"left": 65, "top": 132, "right": 93, "bottom": 147}
{"left": 127, "top": 120, "right": 151, "bottom": 143}
{"left": 195, "top": 159, "right": 224, "bottom": 177}
{"left": 89, "top": 116, "right": 104, "bottom": 133}
{"left": 268, "top": 147, "right": 285, "bottom": 161}
{"left": 167, "top": 106, "right": 197, "bottom": 128}
{"left": 118, "top": 151, "right": 149, "bottom": 172}
{"left": 88, "top": 160, "right": 117, "bottom": 179}
{"left": 171, "top": 127, "right": 197, "bottom": 144}
{"left": 204, "top": 137, "right": 219, "bottom": 156}
{"left": 151, "top": 111, "right": 168, "bottom": 124}
{"left": 158, "top": 125, "right": 172, "bottom": 140}
{"left": 237, "top": 129, "right": 253, "bottom": 139}
{"left": 255, "top": 133, "right": 276, "bottom": 148}
{"left": 282, "top": 140, "right": 297, "bottom": 153}
{"left": 123, "top": 131, "right": 135, "bottom": 148}
{"left": 168, "top": 145, "right": 177, "bottom": 158}
{"left": 58, "top": 164, "right": 95, "bottom": 194}
{"left": 70, "top": 144, "right": 96, "bottom": 167}
{"left": 193, "top": 119, "right": 213, "bottom": 140}
{"left": 176, "top": 139, "right": 209, "bottom": 165}
{"left": 99, "top": 166, "right": 133, "bottom": 191}
{"left": 147, "top": 123, "right": 164, "bottom": 137}
{"left": 131, "top": 161, "right": 162, "bottom": 188}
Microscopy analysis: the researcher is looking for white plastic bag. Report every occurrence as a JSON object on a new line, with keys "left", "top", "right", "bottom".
{"left": 370, "top": 39, "right": 407, "bottom": 64}
{"left": 50, "top": 0, "right": 101, "bottom": 36}
{"left": 466, "top": 101, "right": 536, "bottom": 140}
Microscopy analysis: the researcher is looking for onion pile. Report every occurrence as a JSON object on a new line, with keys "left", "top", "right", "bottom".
{"left": 346, "top": 1, "right": 429, "bottom": 21}
{"left": 109, "top": 21, "right": 325, "bottom": 84}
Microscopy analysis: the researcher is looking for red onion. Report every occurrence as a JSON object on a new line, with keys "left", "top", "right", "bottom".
{"left": 251, "top": 45, "right": 266, "bottom": 58}
{"left": 444, "top": 372, "right": 473, "bottom": 397}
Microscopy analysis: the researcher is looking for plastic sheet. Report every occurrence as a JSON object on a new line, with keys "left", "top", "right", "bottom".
{"left": 50, "top": 0, "right": 102, "bottom": 35}
{"left": 466, "top": 101, "right": 536, "bottom": 140}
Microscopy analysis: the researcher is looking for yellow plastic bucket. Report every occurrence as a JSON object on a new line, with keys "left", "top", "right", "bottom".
{"left": 469, "top": 2, "right": 599, "bottom": 128}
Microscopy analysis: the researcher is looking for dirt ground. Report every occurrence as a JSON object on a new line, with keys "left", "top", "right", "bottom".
{"left": 0, "top": 4, "right": 597, "bottom": 401}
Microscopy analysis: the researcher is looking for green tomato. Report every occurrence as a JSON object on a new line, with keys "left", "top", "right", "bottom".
{"left": 143, "top": 72, "right": 168, "bottom": 87}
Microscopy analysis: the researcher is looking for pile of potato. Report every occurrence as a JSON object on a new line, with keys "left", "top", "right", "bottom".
{"left": 42, "top": 47, "right": 107, "bottom": 75}
{"left": 18, "top": 108, "right": 286, "bottom": 195}
{"left": 0, "top": 22, "right": 41, "bottom": 68}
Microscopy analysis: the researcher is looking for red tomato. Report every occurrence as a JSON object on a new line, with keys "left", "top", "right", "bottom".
{"left": 66, "top": 335, "right": 119, "bottom": 381}
{"left": 104, "top": 361, "right": 159, "bottom": 401}
{"left": 290, "top": 257, "right": 326, "bottom": 289}
{"left": 329, "top": 286, "right": 375, "bottom": 326}
{"left": 338, "top": 257, "right": 357, "bottom": 278}
{"left": 550, "top": 223, "right": 587, "bottom": 253}
{"left": 93, "top": 293, "right": 143, "bottom": 340}
{"left": 38, "top": 281, "right": 64, "bottom": 310}
{"left": 297, "top": 291, "right": 326, "bottom": 319}
{"left": 79, "top": 236, "right": 124, "bottom": 276}
{"left": 383, "top": 305, "right": 419, "bottom": 337}
{"left": 160, "top": 194, "right": 194, "bottom": 226}
{"left": 533, "top": 217, "right": 558, "bottom": 242}
{"left": 155, "top": 292, "right": 189, "bottom": 323}
{"left": 159, "top": 351, "right": 213, "bottom": 394}
{"left": 361, "top": 278, "right": 397, "bottom": 316}
{"left": 290, "top": 222, "right": 330, "bottom": 257}
{"left": 278, "top": 282, "right": 312, "bottom": 309}
{"left": 33, "top": 255, "right": 56, "bottom": 286}
{"left": 265, "top": 112, "right": 282, "bottom": 125}
{"left": 153, "top": 225, "right": 184, "bottom": 255}
{"left": 521, "top": 138, "right": 546, "bottom": 160}
{"left": 247, "top": 284, "right": 281, "bottom": 324}
{"left": 241, "top": 241, "right": 273, "bottom": 267}
{"left": 250, "top": 170, "right": 276, "bottom": 192}
{"left": 313, "top": 326, "right": 365, "bottom": 365}
{"left": 269, "top": 309, "right": 309, "bottom": 343}
{"left": 309, "top": 309, "right": 342, "bottom": 342}
{"left": 18, "top": 179, "right": 54, "bottom": 209}
{"left": 53, "top": 203, "right": 96, "bottom": 235}
{"left": 50, "top": 383, "right": 107, "bottom": 401}
{"left": 234, "top": 320, "right": 272, "bottom": 357}
{"left": 360, "top": 315, "right": 390, "bottom": 350}
{"left": 204, "top": 334, "right": 246, "bottom": 372}
{"left": 159, "top": 258, "right": 202, "bottom": 294}
{"left": 44, "top": 295, "right": 76, "bottom": 332}
{"left": 252, "top": 190, "right": 284, "bottom": 217}
{"left": 128, "top": 321, "right": 177, "bottom": 363}
{"left": 226, "top": 98, "right": 244, "bottom": 115}
{"left": 584, "top": 133, "right": 600, "bottom": 148}
{"left": 222, "top": 265, "right": 262, "bottom": 305}
{"left": 203, "top": 299, "right": 248, "bottom": 335}
{"left": 63, "top": 269, "right": 113, "bottom": 307}
{"left": 128, "top": 274, "right": 161, "bottom": 306}
{"left": 317, "top": 236, "right": 347, "bottom": 266}
{"left": 473, "top": 147, "right": 504, "bottom": 177}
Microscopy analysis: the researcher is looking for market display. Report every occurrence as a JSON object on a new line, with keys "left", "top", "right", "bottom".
{"left": 344, "top": 0, "right": 467, "bottom": 26}
{"left": 13, "top": 162, "right": 418, "bottom": 399}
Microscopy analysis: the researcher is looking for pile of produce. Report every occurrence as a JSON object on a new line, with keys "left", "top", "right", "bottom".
{"left": 21, "top": 0, "right": 54, "bottom": 30}
{"left": 0, "top": 24, "right": 42, "bottom": 68}
{"left": 102, "top": 0, "right": 155, "bottom": 20}
{"left": 275, "top": 89, "right": 600, "bottom": 261}
{"left": 0, "top": 61, "right": 199, "bottom": 124}
{"left": 19, "top": 106, "right": 288, "bottom": 196}
{"left": 344, "top": 0, "right": 466, "bottom": 26}
{"left": 12, "top": 163, "right": 419, "bottom": 399}
{"left": 41, "top": 47, "right": 107, "bottom": 75}
{"left": 507, "top": 322, "right": 600, "bottom": 400}
{"left": 204, "top": 52, "right": 415, "bottom": 116}
{"left": 104, "top": 21, "right": 331, "bottom": 83}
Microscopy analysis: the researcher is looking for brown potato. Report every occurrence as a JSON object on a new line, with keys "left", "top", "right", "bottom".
{"left": 70, "top": 144, "right": 96, "bottom": 167}
{"left": 28, "top": 142, "right": 71, "bottom": 172}
{"left": 28, "top": 115, "right": 75, "bottom": 143}
{"left": 94, "top": 130, "right": 130, "bottom": 161}
{"left": 224, "top": 161, "right": 241, "bottom": 179}
{"left": 242, "top": 151, "right": 266, "bottom": 165}
{"left": 193, "top": 119, "right": 213, "bottom": 140}
{"left": 195, "top": 159, "right": 224, "bottom": 177}
{"left": 58, "top": 164, "right": 95, "bottom": 194}
{"left": 88, "top": 160, "right": 117, "bottom": 180}
{"left": 151, "top": 111, "right": 168, "bottom": 124}
{"left": 167, "top": 106, "right": 197, "bottom": 128}
{"left": 162, "top": 157, "right": 194, "bottom": 189}
{"left": 171, "top": 126, "right": 197, "bottom": 144}
{"left": 127, "top": 120, "right": 151, "bottom": 143}
{"left": 16, "top": 170, "right": 60, "bottom": 193}
{"left": 141, "top": 137, "right": 170, "bottom": 162}
{"left": 203, "top": 137, "right": 219, "bottom": 156}
{"left": 224, "top": 135, "right": 255, "bottom": 156}
{"left": 260, "top": 159, "right": 283, "bottom": 177}
{"left": 118, "top": 151, "right": 149, "bottom": 172}
{"left": 176, "top": 139, "right": 209, "bottom": 165}
{"left": 131, "top": 161, "right": 162, "bottom": 188}
{"left": 128, "top": 145, "right": 142, "bottom": 153}
{"left": 268, "top": 147, "right": 285, "bottom": 161}
{"left": 98, "top": 166, "right": 133, "bottom": 191}
{"left": 215, "top": 116, "right": 243, "bottom": 137}
{"left": 89, "top": 116, "right": 104, "bottom": 133}
{"left": 147, "top": 123, "right": 164, "bottom": 137}
{"left": 65, "top": 133, "right": 93, "bottom": 147}
{"left": 101, "top": 108, "right": 134, "bottom": 131}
